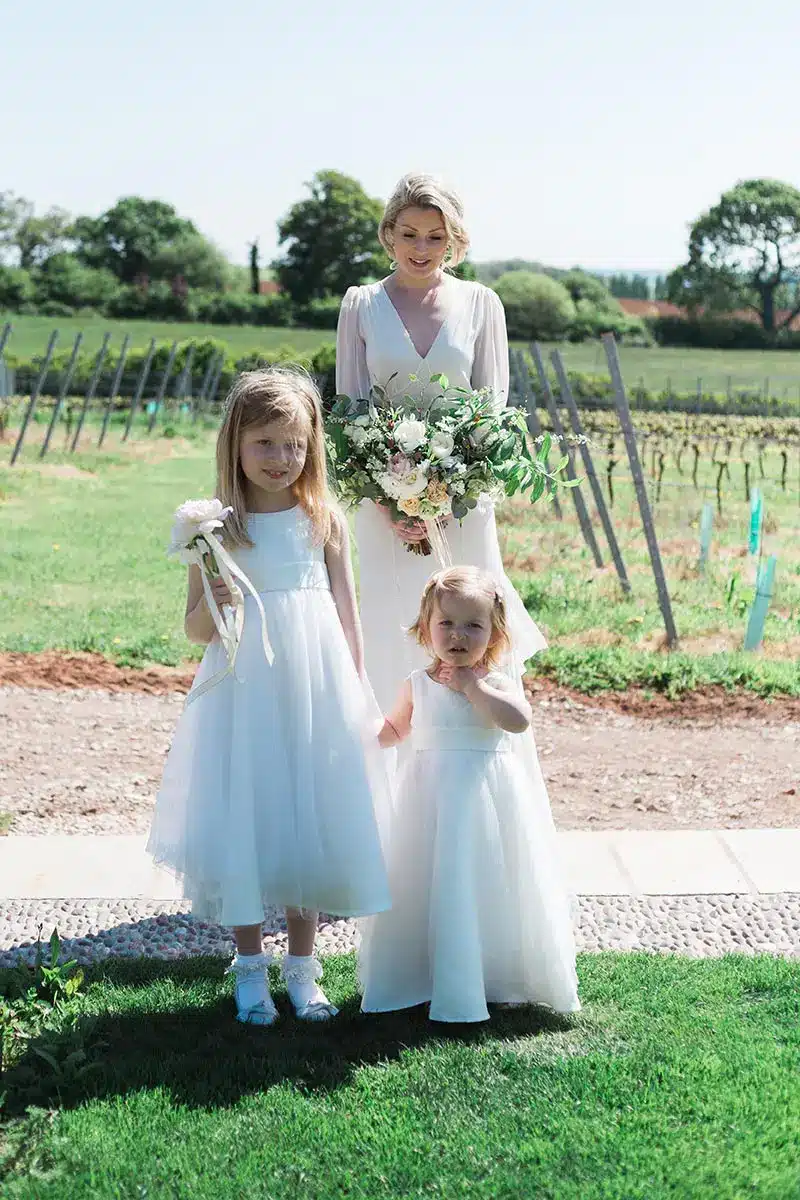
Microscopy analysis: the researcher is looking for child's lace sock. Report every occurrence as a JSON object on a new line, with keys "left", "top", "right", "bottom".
{"left": 281, "top": 954, "right": 338, "bottom": 1021}
{"left": 226, "top": 951, "right": 277, "bottom": 1026}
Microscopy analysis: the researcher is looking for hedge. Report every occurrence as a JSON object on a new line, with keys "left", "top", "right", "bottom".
{"left": 5, "top": 337, "right": 798, "bottom": 419}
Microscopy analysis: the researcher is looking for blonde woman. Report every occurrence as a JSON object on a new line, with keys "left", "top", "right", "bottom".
{"left": 336, "top": 173, "right": 546, "bottom": 710}
{"left": 147, "top": 368, "right": 390, "bottom": 1026}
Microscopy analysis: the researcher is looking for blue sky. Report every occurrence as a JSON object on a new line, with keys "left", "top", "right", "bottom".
{"left": 6, "top": 0, "right": 800, "bottom": 272}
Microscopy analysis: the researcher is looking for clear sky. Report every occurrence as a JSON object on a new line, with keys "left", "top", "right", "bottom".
{"left": 6, "top": 0, "right": 800, "bottom": 272}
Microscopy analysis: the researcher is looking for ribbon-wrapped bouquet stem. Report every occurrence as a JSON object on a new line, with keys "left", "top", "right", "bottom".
{"left": 168, "top": 499, "right": 274, "bottom": 703}
{"left": 325, "top": 373, "right": 579, "bottom": 562}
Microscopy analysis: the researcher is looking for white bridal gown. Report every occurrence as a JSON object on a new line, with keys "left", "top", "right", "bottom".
{"left": 336, "top": 276, "right": 547, "bottom": 711}
{"left": 358, "top": 669, "right": 581, "bottom": 1022}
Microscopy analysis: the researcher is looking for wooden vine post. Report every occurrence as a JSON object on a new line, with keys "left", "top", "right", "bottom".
{"left": 549, "top": 349, "right": 631, "bottom": 594}
{"left": 509, "top": 348, "right": 563, "bottom": 519}
{"left": 602, "top": 334, "right": 679, "bottom": 649}
{"left": 530, "top": 343, "right": 603, "bottom": 566}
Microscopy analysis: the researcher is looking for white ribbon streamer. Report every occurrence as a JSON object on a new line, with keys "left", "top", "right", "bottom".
{"left": 424, "top": 517, "right": 453, "bottom": 570}
{"left": 186, "top": 529, "right": 274, "bottom": 706}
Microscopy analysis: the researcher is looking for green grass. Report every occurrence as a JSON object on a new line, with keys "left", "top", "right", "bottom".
{"left": 5, "top": 312, "right": 800, "bottom": 396}
{"left": 1, "top": 313, "right": 332, "bottom": 361}
{"left": 1, "top": 419, "right": 799, "bottom": 693}
{"left": 1, "top": 953, "right": 798, "bottom": 1198}
{"left": 535, "top": 340, "right": 800, "bottom": 397}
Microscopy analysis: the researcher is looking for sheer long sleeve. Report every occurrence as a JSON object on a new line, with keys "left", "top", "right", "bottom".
{"left": 472, "top": 286, "right": 510, "bottom": 409}
{"left": 335, "top": 286, "right": 371, "bottom": 399}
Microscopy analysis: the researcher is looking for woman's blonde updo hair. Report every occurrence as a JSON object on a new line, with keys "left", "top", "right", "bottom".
{"left": 379, "top": 173, "right": 470, "bottom": 269}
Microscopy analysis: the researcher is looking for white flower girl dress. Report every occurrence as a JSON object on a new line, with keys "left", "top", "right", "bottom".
{"left": 358, "top": 668, "right": 580, "bottom": 1023}
{"left": 147, "top": 506, "right": 391, "bottom": 927}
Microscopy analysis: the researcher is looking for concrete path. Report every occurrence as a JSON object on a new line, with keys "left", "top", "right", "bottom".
{"left": 2, "top": 829, "right": 799, "bottom": 900}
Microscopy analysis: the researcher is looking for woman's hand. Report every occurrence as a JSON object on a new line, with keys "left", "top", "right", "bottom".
{"left": 375, "top": 502, "right": 450, "bottom": 544}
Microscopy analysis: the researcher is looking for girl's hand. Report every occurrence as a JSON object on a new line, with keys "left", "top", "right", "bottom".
{"left": 436, "top": 663, "right": 487, "bottom": 693}
{"left": 208, "top": 576, "right": 234, "bottom": 611}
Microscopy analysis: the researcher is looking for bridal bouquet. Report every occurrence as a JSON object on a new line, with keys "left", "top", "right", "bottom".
{"left": 168, "top": 498, "right": 274, "bottom": 703}
{"left": 326, "top": 373, "right": 576, "bottom": 557}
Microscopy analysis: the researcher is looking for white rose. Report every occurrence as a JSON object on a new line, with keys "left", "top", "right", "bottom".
{"left": 345, "top": 424, "right": 370, "bottom": 447}
{"left": 168, "top": 498, "right": 232, "bottom": 557}
{"left": 439, "top": 455, "right": 458, "bottom": 470}
{"left": 429, "top": 431, "right": 455, "bottom": 460}
{"left": 394, "top": 419, "right": 427, "bottom": 454}
{"left": 378, "top": 466, "right": 430, "bottom": 500}
{"left": 353, "top": 414, "right": 371, "bottom": 426}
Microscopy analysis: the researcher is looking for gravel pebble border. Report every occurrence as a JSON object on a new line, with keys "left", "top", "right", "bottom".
{"left": 1, "top": 895, "right": 798, "bottom": 968}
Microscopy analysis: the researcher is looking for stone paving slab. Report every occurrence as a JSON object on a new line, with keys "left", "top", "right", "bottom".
{"left": 2, "top": 830, "right": 800, "bottom": 900}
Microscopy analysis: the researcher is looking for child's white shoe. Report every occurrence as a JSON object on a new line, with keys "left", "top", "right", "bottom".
{"left": 281, "top": 954, "right": 338, "bottom": 1021}
{"left": 226, "top": 951, "right": 278, "bottom": 1026}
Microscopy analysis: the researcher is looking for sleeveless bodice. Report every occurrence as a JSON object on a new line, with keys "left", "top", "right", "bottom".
{"left": 232, "top": 507, "right": 329, "bottom": 595}
{"left": 409, "top": 670, "right": 513, "bottom": 753}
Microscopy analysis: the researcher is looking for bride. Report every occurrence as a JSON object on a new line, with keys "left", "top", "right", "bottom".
{"left": 336, "top": 172, "right": 546, "bottom": 709}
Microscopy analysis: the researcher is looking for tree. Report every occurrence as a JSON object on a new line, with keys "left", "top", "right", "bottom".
{"left": 492, "top": 272, "right": 576, "bottom": 340}
{"left": 249, "top": 239, "right": 260, "bottom": 295}
{"left": 34, "top": 253, "right": 119, "bottom": 309}
{"left": 274, "top": 170, "right": 384, "bottom": 304}
{"left": 149, "top": 230, "right": 230, "bottom": 290}
{"left": 607, "top": 273, "right": 650, "bottom": 300}
{"left": 72, "top": 197, "right": 208, "bottom": 284}
{"left": 561, "top": 269, "right": 620, "bottom": 311}
{"left": 0, "top": 191, "right": 70, "bottom": 268}
{"left": 668, "top": 179, "right": 800, "bottom": 332}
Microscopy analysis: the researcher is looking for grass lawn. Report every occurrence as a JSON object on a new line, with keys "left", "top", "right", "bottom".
{"left": 1, "top": 952, "right": 798, "bottom": 1198}
{"left": 1, "top": 419, "right": 799, "bottom": 696}
{"left": 1, "top": 313, "right": 332, "bottom": 361}
{"left": 5, "top": 312, "right": 800, "bottom": 397}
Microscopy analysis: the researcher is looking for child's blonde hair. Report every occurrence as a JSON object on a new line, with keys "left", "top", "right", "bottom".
{"left": 215, "top": 366, "right": 335, "bottom": 548}
{"left": 409, "top": 566, "right": 511, "bottom": 669}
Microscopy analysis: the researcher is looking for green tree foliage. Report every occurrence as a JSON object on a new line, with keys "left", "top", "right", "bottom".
{"left": 668, "top": 179, "right": 800, "bottom": 332}
{"left": 274, "top": 171, "right": 385, "bottom": 304}
{"left": 72, "top": 197, "right": 223, "bottom": 286}
{"left": 0, "top": 265, "right": 35, "bottom": 310}
{"left": 607, "top": 273, "right": 651, "bottom": 299}
{"left": 34, "top": 253, "right": 119, "bottom": 310}
{"left": 0, "top": 191, "right": 71, "bottom": 268}
{"left": 492, "top": 271, "right": 576, "bottom": 340}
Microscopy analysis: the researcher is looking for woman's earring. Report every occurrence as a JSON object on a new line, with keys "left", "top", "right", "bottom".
{"left": 389, "top": 260, "right": 398, "bottom": 271}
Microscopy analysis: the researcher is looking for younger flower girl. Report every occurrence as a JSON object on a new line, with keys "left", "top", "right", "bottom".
{"left": 147, "top": 368, "right": 390, "bottom": 1026}
{"left": 358, "top": 566, "right": 580, "bottom": 1023}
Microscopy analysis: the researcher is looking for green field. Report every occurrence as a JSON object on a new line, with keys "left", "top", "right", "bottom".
{"left": 0, "top": 313, "right": 330, "bottom": 361}
{"left": 1, "top": 952, "right": 798, "bottom": 1198}
{"left": 1, "top": 416, "right": 798, "bottom": 696}
{"left": 5, "top": 312, "right": 800, "bottom": 398}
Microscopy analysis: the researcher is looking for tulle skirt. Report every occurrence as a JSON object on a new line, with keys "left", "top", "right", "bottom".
{"left": 146, "top": 588, "right": 392, "bottom": 927}
{"left": 355, "top": 499, "right": 546, "bottom": 710}
{"left": 358, "top": 730, "right": 581, "bottom": 1022}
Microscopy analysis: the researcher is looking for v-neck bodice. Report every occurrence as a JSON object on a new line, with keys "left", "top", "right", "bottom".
{"left": 336, "top": 277, "right": 511, "bottom": 406}
{"left": 378, "top": 279, "right": 448, "bottom": 361}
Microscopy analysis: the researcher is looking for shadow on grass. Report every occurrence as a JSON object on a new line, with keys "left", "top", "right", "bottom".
{"left": 1, "top": 955, "right": 575, "bottom": 1117}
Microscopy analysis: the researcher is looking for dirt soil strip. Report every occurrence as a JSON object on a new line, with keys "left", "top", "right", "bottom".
{"left": 1, "top": 655, "right": 797, "bottom": 835}
{"left": 2, "top": 651, "right": 800, "bottom": 721}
